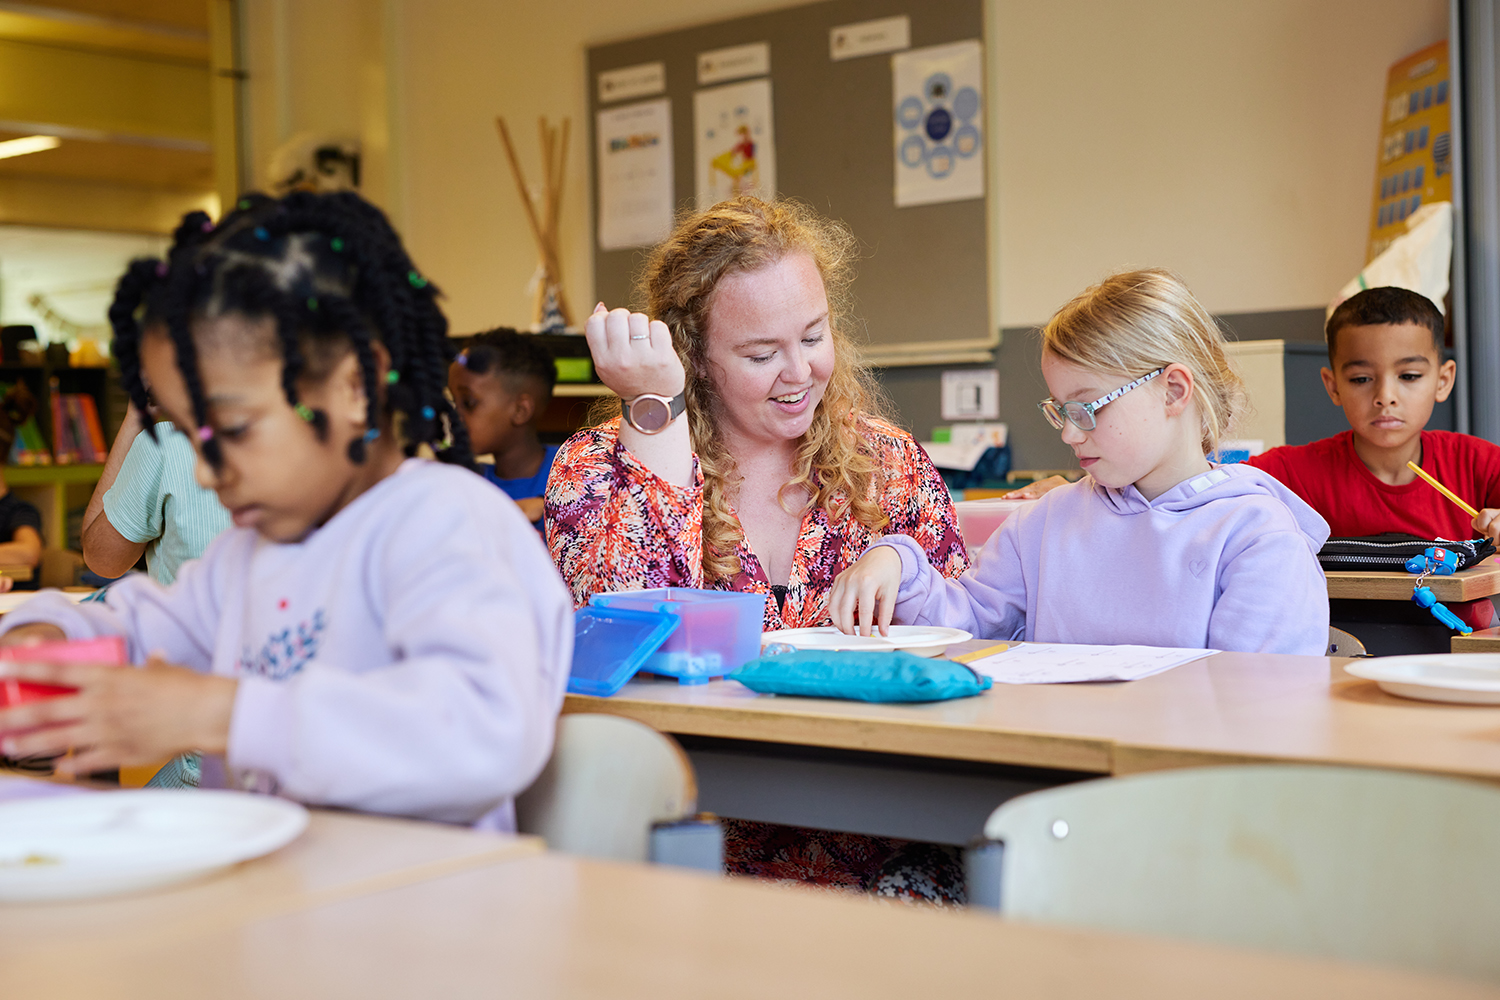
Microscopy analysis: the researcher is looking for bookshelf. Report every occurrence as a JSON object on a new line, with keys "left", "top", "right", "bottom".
{"left": 6, "top": 462, "right": 104, "bottom": 551}
{"left": 0, "top": 362, "right": 125, "bottom": 553}
{"left": 0, "top": 363, "right": 125, "bottom": 463}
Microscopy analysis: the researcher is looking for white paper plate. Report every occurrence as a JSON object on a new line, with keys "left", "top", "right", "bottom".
{"left": 761, "top": 625, "right": 972, "bottom": 658}
{"left": 1345, "top": 654, "right": 1500, "bottom": 705}
{"left": 0, "top": 789, "right": 309, "bottom": 902}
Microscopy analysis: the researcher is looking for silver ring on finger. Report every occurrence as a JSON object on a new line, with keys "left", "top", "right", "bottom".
{"left": 629, "top": 334, "right": 650, "bottom": 341}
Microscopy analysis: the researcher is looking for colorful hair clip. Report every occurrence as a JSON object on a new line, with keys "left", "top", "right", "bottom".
{"left": 201, "top": 220, "right": 214, "bottom": 232}
{"left": 306, "top": 297, "right": 319, "bottom": 311}
{"left": 237, "top": 198, "right": 251, "bottom": 211}
{"left": 330, "top": 237, "right": 345, "bottom": 252}
{"left": 420, "top": 406, "right": 435, "bottom": 420}
{"left": 295, "top": 404, "right": 316, "bottom": 423}
{"left": 155, "top": 261, "right": 169, "bottom": 277}
{"left": 363, "top": 428, "right": 380, "bottom": 443}
{"left": 385, "top": 370, "right": 400, "bottom": 384}
{"left": 407, "top": 270, "right": 428, "bottom": 289}
{"left": 197, "top": 426, "right": 214, "bottom": 442}
{"left": 254, "top": 227, "right": 269, "bottom": 241}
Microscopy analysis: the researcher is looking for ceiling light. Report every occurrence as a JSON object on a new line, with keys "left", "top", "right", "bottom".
{"left": 0, "top": 135, "right": 61, "bottom": 160}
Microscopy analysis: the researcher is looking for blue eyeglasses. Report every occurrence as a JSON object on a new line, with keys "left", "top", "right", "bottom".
{"left": 1038, "top": 368, "right": 1164, "bottom": 432}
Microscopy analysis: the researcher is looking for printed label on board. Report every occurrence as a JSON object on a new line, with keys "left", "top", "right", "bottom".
{"left": 697, "top": 42, "right": 770, "bottom": 85}
{"left": 598, "top": 62, "right": 666, "bottom": 104}
{"left": 830, "top": 15, "right": 910, "bottom": 61}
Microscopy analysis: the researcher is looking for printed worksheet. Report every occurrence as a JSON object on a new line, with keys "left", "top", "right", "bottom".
{"left": 964, "top": 644, "right": 1218, "bottom": 684}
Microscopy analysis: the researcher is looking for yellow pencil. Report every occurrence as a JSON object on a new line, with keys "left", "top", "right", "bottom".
{"left": 950, "top": 643, "right": 1009, "bottom": 663}
{"left": 1406, "top": 461, "right": 1480, "bottom": 518}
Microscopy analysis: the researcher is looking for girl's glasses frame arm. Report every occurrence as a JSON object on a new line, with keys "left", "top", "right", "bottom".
{"left": 1037, "top": 368, "right": 1164, "bottom": 432}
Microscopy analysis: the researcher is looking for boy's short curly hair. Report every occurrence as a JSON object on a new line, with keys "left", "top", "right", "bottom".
{"left": 1326, "top": 287, "right": 1444, "bottom": 363}
{"left": 455, "top": 328, "right": 557, "bottom": 394}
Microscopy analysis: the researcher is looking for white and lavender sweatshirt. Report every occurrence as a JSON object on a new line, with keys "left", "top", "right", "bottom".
{"left": 878, "top": 464, "right": 1331, "bottom": 655}
{"left": 2, "top": 459, "right": 573, "bottom": 829}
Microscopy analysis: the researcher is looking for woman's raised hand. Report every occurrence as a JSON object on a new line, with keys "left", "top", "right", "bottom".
{"left": 829, "top": 546, "right": 904, "bottom": 637}
{"left": 584, "top": 303, "right": 684, "bottom": 401}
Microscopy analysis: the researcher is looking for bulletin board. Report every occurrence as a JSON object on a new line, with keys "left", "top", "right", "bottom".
{"left": 586, "top": 0, "right": 993, "bottom": 365}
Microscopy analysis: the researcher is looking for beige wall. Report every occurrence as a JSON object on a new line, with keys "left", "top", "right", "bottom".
{"left": 240, "top": 0, "right": 1447, "bottom": 334}
{"left": 996, "top": 0, "right": 1447, "bottom": 326}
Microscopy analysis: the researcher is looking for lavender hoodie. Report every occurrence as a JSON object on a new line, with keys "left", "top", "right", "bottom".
{"left": 879, "top": 464, "right": 1331, "bottom": 654}
{"left": 1, "top": 459, "right": 573, "bottom": 829}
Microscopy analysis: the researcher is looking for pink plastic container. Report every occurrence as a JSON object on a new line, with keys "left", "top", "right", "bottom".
{"left": 0, "top": 637, "right": 127, "bottom": 732}
{"left": 954, "top": 498, "right": 1033, "bottom": 556}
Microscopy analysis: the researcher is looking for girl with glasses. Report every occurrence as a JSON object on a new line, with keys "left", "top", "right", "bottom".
{"left": 830, "top": 269, "right": 1331, "bottom": 654}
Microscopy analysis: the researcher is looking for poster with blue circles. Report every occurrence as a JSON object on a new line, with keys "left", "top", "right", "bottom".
{"left": 893, "top": 40, "right": 983, "bottom": 208}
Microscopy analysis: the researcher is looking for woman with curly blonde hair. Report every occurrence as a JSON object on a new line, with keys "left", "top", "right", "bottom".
{"left": 545, "top": 196, "right": 967, "bottom": 631}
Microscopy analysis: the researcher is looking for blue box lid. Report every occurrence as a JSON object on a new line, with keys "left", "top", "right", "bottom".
{"left": 567, "top": 605, "right": 680, "bottom": 697}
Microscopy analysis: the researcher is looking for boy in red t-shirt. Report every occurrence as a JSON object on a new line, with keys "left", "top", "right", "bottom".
{"left": 1246, "top": 286, "right": 1500, "bottom": 629}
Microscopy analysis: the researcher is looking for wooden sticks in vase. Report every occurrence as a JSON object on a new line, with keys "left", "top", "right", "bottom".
{"left": 495, "top": 115, "right": 574, "bottom": 329}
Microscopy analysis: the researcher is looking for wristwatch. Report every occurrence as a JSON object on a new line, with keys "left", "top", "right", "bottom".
{"left": 623, "top": 390, "right": 686, "bottom": 434}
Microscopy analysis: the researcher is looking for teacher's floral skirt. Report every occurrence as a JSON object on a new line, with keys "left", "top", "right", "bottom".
{"left": 723, "top": 819, "right": 966, "bottom": 906}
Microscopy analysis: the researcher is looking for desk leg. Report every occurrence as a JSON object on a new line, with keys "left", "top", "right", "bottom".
{"left": 675, "top": 735, "right": 1095, "bottom": 846}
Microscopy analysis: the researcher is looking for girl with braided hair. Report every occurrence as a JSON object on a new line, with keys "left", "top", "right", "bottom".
{"left": 0, "top": 191, "right": 572, "bottom": 828}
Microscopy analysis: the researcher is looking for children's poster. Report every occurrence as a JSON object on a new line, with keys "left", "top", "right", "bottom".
{"left": 693, "top": 78, "right": 776, "bottom": 209}
{"left": 892, "top": 40, "right": 984, "bottom": 208}
{"left": 595, "top": 98, "right": 674, "bottom": 251}
{"left": 1367, "top": 41, "right": 1451, "bottom": 263}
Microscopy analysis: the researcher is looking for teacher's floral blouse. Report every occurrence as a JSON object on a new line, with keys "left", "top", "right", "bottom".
{"left": 545, "top": 415, "right": 969, "bottom": 628}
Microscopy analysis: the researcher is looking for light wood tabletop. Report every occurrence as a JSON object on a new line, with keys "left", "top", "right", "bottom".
{"left": 565, "top": 647, "right": 1500, "bottom": 784}
{"left": 1452, "top": 627, "right": 1500, "bottom": 652}
{"left": 0, "top": 802, "right": 543, "bottom": 981}
{"left": 6, "top": 852, "right": 1495, "bottom": 999}
{"left": 1325, "top": 556, "right": 1500, "bottom": 601}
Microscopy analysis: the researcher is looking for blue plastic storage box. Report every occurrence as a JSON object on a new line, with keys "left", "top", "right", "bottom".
{"left": 567, "top": 605, "right": 679, "bottom": 697}
{"left": 589, "top": 588, "right": 766, "bottom": 684}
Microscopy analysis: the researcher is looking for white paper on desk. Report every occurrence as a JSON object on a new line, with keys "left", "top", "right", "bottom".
{"left": 966, "top": 644, "right": 1218, "bottom": 684}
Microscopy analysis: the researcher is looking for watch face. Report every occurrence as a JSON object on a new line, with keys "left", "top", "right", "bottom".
{"left": 630, "top": 396, "right": 671, "bottom": 433}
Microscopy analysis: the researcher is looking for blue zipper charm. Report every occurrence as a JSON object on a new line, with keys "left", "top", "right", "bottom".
{"left": 1412, "top": 585, "right": 1473, "bottom": 634}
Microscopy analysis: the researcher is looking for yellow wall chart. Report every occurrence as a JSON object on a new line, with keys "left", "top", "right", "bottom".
{"left": 1368, "top": 41, "right": 1451, "bottom": 263}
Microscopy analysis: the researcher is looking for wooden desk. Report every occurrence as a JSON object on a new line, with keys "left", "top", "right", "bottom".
{"left": 1453, "top": 627, "right": 1500, "bottom": 652}
{"left": 5, "top": 852, "right": 1493, "bottom": 999}
{"left": 1326, "top": 556, "right": 1500, "bottom": 602}
{"left": 565, "top": 647, "right": 1500, "bottom": 843}
{"left": 0, "top": 802, "right": 543, "bottom": 983}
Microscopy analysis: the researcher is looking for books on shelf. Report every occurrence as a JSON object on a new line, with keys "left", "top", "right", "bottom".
{"left": 45, "top": 393, "right": 107, "bottom": 465}
{"left": 8, "top": 416, "right": 50, "bottom": 466}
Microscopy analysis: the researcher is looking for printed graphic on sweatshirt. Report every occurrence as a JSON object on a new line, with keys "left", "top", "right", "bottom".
{"left": 239, "top": 609, "right": 327, "bottom": 679}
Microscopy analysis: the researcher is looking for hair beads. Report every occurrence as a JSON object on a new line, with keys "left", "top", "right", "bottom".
{"left": 107, "top": 191, "right": 473, "bottom": 472}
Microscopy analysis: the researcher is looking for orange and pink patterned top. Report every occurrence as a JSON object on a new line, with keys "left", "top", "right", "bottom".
{"left": 545, "top": 415, "right": 969, "bottom": 630}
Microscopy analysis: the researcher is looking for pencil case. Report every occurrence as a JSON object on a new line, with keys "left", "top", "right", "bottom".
{"left": 1317, "top": 533, "right": 1496, "bottom": 572}
{"left": 728, "top": 649, "right": 992, "bottom": 703}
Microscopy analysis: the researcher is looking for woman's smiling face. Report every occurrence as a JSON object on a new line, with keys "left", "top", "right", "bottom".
{"left": 702, "top": 252, "right": 836, "bottom": 449}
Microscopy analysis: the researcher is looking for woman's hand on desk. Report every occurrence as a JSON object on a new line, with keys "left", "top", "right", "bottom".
{"left": 584, "top": 303, "right": 684, "bottom": 401}
{"left": 0, "top": 653, "right": 236, "bottom": 775}
{"left": 829, "top": 546, "right": 903, "bottom": 637}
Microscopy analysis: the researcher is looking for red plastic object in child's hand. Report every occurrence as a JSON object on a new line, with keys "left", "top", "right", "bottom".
{"left": 0, "top": 637, "right": 128, "bottom": 708}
